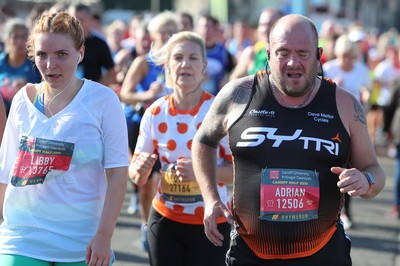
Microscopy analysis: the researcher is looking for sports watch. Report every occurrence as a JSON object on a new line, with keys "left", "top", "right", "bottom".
{"left": 363, "top": 172, "right": 375, "bottom": 192}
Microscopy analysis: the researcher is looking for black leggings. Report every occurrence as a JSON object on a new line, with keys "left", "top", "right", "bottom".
{"left": 147, "top": 207, "right": 231, "bottom": 266}
{"left": 226, "top": 223, "right": 352, "bottom": 266}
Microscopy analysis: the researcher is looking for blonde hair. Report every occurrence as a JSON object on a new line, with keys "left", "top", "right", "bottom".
{"left": 150, "top": 31, "right": 207, "bottom": 67}
{"left": 106, "top": 19, "right": 126, "bottom": 35}
{"left": 147, "top": 10, "right": 178, "bottom": 34}
{"left": 26, "top": 12, "right": 84, "bottom": 60}
{"left": 334, "top": 34, "right": 359, "bottom": 57}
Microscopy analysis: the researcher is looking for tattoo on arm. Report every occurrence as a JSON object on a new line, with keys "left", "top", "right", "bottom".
{"left": 353, "top": 97, "right": 366, "bottom": 125}
{"left": 196, "top": 134, "right": 219, "bottom": 149}
{"left": 215, "top": 81, "right": 252, "bottom": 121}
{"left": 231, "top": 81, "right": 253, "bottom": 104}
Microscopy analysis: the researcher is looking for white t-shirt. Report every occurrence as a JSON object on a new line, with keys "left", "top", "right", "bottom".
{"left": 323, "top": 59, "right": 371, "bottom": 101}
{"left": 0, "top": 79, "right": 129, "bottom": 262}
{"left": 374, "top": 59, "right": 400, "bottom": 106}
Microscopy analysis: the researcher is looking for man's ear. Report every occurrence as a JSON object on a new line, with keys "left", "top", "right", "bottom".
{"left": 317, "top": 47, "right": 323, "bottom": 60}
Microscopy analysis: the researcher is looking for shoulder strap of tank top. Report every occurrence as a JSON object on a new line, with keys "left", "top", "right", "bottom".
{"left": 313, "top": 78, "right": 337, "bottom": 104}
{"left": 254, "top": 70, "right": 272, "bottom": 95}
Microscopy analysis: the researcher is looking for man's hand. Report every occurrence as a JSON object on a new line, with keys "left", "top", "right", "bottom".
{"left": 203, "top": 200, "right": 233, "bottom": 246}
{"left": 331, "top": 166, "right": 370, "bottom": 196}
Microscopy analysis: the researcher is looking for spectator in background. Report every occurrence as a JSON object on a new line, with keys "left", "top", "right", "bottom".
{"left": 105, "top": 19, "right": 129, "bottom": 94}
{"left": 0, "top": 5, "right": 16, "bottom": 53}
{"left": 0, "top": 17, "right": 41, "bottom": 115}
{"left": 323, "top": 34, "right": 371, "bottom": 230}
{"left": 383, "top": 77, "right": 400, "bottom": 219}
{"left": 114, "top": 19, "right": 152, "bottom": 216}
{"left": 25, "top": 5, "right": 47, "bottom": 30}
{"left": 229, "top": 8, "right": 283, "bottom": 80}
{"left": 178, "top": 12, "right": 194, "bottom": 32}
{"left": 47, "top": 2, "right": 69, "bottom": 14}
{"left": 225, "top": 19, "right": 252, "bottom": 61}
{"left": 197, "top": 14, "right": 236, "bottom": 95}
{"left": 0, "top": 94, "right": 5, "bottom": 144}
{"left": 69, "top": 3, "right": 117, "bottom": 86}
{"left": 323, "top": 34, "right": 371, "bottom": 103}
{"left": 106, "top": 19, "right": 128, "bottom": 59}
{"left": 366, "top": 47, "right": 384, "bottom": 145}
{"left": 92, "top": 12, "right": 104, "bottom": 37}
{"left": 318, "top": 19, "right": 343, "bottom": 65}
{"left": 121, "top": 14, "right": 145, "bottom": 50}
{"left": 348, "top": 24, "right": 370, "bottom": 63}
{"left": 370, "top": 29, "right": 400, "bottom": 144}
{"left": 320, "top": 32, "right": 340, "bottom": 65}
{"left": 318, "top": 19, "right": 343, "bottom": 64}
{"left": 114, "top": 20, "right": 151, "bottom": 91}
{"left": 119, "top": 10, "right": 179, "bottom": 253}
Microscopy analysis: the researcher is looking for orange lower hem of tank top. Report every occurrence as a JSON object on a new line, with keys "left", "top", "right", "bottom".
{"left": 247, "top": 225, "right": 337, "bottom": 260}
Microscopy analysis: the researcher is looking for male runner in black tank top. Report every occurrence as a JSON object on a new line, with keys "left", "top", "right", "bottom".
{"left": 192, "top": 14, "right": 386, "bottom": 266}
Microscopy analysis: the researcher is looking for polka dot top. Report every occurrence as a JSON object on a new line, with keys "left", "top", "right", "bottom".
{"left": 134, "top": 91, "right": 232, "bottom": 225}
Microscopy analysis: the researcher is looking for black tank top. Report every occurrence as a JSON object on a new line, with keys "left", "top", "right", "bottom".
{"left": 228, "top": 72, "right": 350, "bottom": 259}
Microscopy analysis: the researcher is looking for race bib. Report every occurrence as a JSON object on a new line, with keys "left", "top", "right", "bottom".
{"left": 260, "top": 168, "right": 319, "bottom": 222}
{"left": 161, "top": 163, "right": 202, "bottom": 203}
{"left": 11, "top": 136, "right": 74, "bottom": 187}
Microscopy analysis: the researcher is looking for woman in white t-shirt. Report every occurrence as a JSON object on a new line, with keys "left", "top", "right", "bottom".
{"left": 323, "top": 34, "right": 371, "bottom": 102}
{"left": 323, "top": 33, "right": 371, "bottom": 231}
{"left": 0, "top": 12, "right": 129, "bottom": 266}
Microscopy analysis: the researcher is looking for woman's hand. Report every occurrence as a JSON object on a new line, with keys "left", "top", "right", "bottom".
{"left": 175, "top": 158, "right": 196, "bottom": 182}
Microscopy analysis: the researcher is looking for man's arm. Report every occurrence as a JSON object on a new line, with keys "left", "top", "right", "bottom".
{"left": 192, "top": 78, "right": 253, "bottom": 245}
{"left": 334, "top": 88, "right": 386, "bottom": 199}
{"left": 192, "top": 77, "right": 253, "bottom": 191}
{"left": 192, "top": 113, "right": 232, "bottom": 246}
{"left": 192, "top": 81, "right": 235, "bottom": 204}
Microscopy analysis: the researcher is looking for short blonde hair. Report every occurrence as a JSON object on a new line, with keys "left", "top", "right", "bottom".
{"left": 147, "top": 10, "right": 178, "bottom": 34}
{"left": 334, "top": 34, "right": 359, "bottom": 57}
{"left": 150, "top": 31, "right": 207, "bottom": 67}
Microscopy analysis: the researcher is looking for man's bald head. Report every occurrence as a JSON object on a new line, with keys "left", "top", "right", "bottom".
{"left": 269, "top": 14, "right": 319, "bottom": 49}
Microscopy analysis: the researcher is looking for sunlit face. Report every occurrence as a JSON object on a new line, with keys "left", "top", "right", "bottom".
{"left": 109, "top": 28, "right": 125, "bottom": 46}
{"left": 168, "top": 40, "right": 205, "bottom": 90}
{"left": 196, "top": 17, "right": 215, "bottom": 42}
{"left": 268, "top": 20, "right": 319, "bottom": 97}
{"left": 135, "top": 29, "right": 151, "bottom": 55}
{"left": 179, "top": 15, "right": 193, "bottom": 31}
{"left": 6, "top": 27, "right": 28, "bottom": 55}
{"left": 152, "top": 23, "right": 178, "bottom": 45}
{"left": 34, "top": 33, "right": 82, "bottom": 89}
{"left": 338, "top": 52, "right": 357, "bottom": 71}
{"left": 72, "top": 10, "right": 92, "bottom": 37}
{"left": 257, "top": 11, "right": 281, "bottom": 45}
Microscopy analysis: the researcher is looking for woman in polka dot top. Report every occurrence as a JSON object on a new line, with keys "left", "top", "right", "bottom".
{"left": 128, "top": 31, "right": 233, "bottom": 266}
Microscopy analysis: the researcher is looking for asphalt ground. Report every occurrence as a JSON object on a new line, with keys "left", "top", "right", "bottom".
{"left": 111, "top": 144, "right": 400, "bottom": 266}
